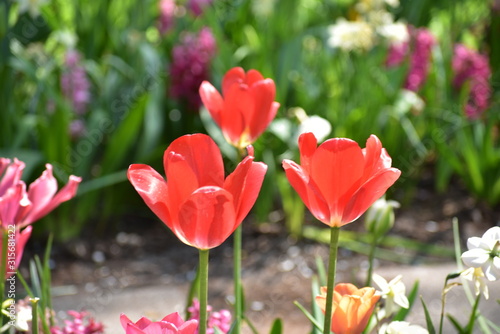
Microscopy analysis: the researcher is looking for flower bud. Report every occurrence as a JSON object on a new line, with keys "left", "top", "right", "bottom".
{"left": 365, "top": 197, "right": 399, "bottom": 241}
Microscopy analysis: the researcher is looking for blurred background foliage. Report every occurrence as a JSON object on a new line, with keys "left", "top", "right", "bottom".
{"left": 0, "top": 0, "right": 498, "bottom": 241}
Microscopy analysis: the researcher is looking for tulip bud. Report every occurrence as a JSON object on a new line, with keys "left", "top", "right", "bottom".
{"left": 365, "top": 197, "right": 399, "bottom": 241}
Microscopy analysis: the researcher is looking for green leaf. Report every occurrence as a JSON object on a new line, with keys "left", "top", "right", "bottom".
{"left": 420, "top": 296, "right": 436, "bottom": 334}
{"left": 100, "top": 92, "right": 149, "bottom": 174}
{"left": 294, "top": 301, "right": 323, "bottom": 332}
{"left": 464, "top": 294, "right": 481, "bottom": 334}
{"left": 268, "top": 318, "right": 283, "bottom": 334}
{"left": 447, "top": 314, "right": 466, "bottom": 334}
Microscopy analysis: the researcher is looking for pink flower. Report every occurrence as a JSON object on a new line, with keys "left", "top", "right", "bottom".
{"left": 120, "top": 313, "right": 198, "bottom": 334}
{"left": 2, "top": 226, "right": 32, "bottom": 279}
{"left": 187, "top": 0, "right": 212, "bottom": 16}
{"left": 158, "top": 0, "right": 176, "bottom": 35}
{"left": 0, "top": 159, "right": 82, "bottom": 228}
{"left": 51, "top": 310, "right": 104, "bottom": 334}
{"left": 61, "top": 50, "right": 91, "bottom": 115}
{"left": 386, "top": 26, "right": 435, "bottom": 92}
{"left": 169, "top": 27, "right": 217, "bottom": 111}
{"left": 452, "top": 44, "right": 491, "bottom": 118}
{"left": 187, "top": 299, "right": 231, "bottom": 334}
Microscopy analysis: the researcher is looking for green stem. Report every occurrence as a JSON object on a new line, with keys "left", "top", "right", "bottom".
{"left": 233, "top": 225, "right": 242, "bottom": 334}
{"left": 30, "top": 298, "right": 40, "bottom": 334}
{"left": 323, "top": 226, "right": 340, "bottom": 334}
{"left": 365, "top": 235, "right": 377, "bottom": 286}
{"left": 199, "top": 249, "right": 209, "bottom": 334}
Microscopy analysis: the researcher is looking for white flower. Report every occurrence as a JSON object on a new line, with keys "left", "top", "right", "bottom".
{"left": 461, "top": 267, "right": 489, "bottom": 299}
{"left": 16, "top": 0, "right": 50, "bottom": 17}
{"left": 296, "top": 117, "right": 331, "bottom": 143}
{"left": 327, "top": 19, "right": 374, "bottom": 52}
{"left": 378, "top": 21, "right": 409, "bottom": 45}
{"left": 379, "top": 321, "right": 428, "bottom": 334}
{"left": 461, "top": 226, "right": 500, "bottom": 281}
{"left": 15, "top": 304, "right": 32, "bottom": 331}
{"left": 372, "top": 273, "right": 409, "bottom": 316}
{"left": 384, "top": 0, "right": 400, "bottom": 7}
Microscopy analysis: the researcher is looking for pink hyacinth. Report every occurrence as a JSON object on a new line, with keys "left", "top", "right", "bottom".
{"left": 120, "top": 313, "right": 198, "bottom": 334}
{"left": 452, "top": 44, "right": 491, "bottom": 118}
{"left": 1, "top": 226, "right": 32, "bottom": 279}
{"left": 61, "top": 50, "right": 91, "bottom": 115}
{"left": 386, "top": 27, "right": 435, "bottom": 92}
{"left": 187, "top": 299, "right": 231, "bottom": 334}
{"left": 187, "top": 0, "right": 212, "bottom": 16}
{"left": 169, "top": 27, "right": 217, "bottom": 111}
{"left": 158, "top": 0, "right": 176, "bottom": 35}
{"left": 51, "top": 310, "right": 104, "bottom": 334}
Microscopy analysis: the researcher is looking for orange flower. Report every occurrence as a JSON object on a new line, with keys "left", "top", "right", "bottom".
{"left": 316, "top": 283, "right": 380, "bottom": 334}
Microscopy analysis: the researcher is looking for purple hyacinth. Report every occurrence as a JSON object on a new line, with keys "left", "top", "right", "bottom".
{"left": 169, "top": 27, "right": 216, "bottom": 111}
{"left": 187, "top": 0, "right": 212, "bottom": 16}
{"left": 188, "top": 299, "right": 231, "bottom": 334}
{"left": 60, "top": 50, "right": 90, "bottom": 115}
{"left": 158, "top": 0, "right": 176, "bottom": 35}
{"left": 452, "top": 44, "right": 491, "bottom": 118}
{"left": 50, "top": 310, "right": 104, "bottom": 334}
{"left": 386, "top": 26, "right": 435, "bottom": 92}
{"left": 404, "top": 28, "right": 435, "bottom": 91}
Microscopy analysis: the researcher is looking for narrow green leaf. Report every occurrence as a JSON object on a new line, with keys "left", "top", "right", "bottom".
{"left": 447, "top": 314, "right": 466, "bottom": 334}
{"left": 294, "top": 301, "right": 323, "bottom": 332}
{"left": 464, "top": 295, "right": 481, "bottom": 334}
{"left": 268, "top": 319, "right": 283, "bottom": 334}
{"left": 420, "top": 296, "right": 436, "bottom": 334}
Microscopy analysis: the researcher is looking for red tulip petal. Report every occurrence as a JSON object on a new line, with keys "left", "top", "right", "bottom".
{"left": 23, "top": 164, "right": 58, "bottom": 222}
{"left": 282, "top": 159, "right": 330, "bottom": 224}
{"left": 199, "top": 81, "right": 224, "bottom": 126}
{"left": 127, "top": 164, "right": 173, "bottom": 230}
{"left": 177, "top": 186, "right": 236, "bottom": 249}
{"left": 342, "top": 168, "right": 401, "bottom": 224}
{"left": 222, "top": 67, "right": 245, "bottom": 96}
{"left": 298, "top": 132, "right": 318, "bottom": 173}
{"left": 248, "top": 79, "right": 278, "bottom": 142}
{"left": 120, "top": 314, "right": 136, "bottom": 331}
{"left": 310, "top": 138, "right": 364, "bottom": 223}
{"left": 219, "top": 84, "right": 252, "bottom": 145}
{"left": 246, "top": 69, "right": 265, "bottom": 86}
{"left": 178, "top": 320, "right": 199, "bottom": 333}
{"left": 164, "top": 134, "right": 224, "bottom": 188}
{"left": 362, "top": 135, "right": 392, "bottom": 180}
{"left": 224, "top": 156, "right": 267, "bottom": 224}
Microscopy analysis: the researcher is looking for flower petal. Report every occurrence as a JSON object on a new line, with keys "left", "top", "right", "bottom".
{"left": 199, "top": 81, "right": 224, "bottom": 126}
{"left": 462, "top": 248, "right": 490, "bottom": 267}
{"left": 177, "top": 186, "right": 236, "bottom": 249}
{"left": 282, "top": 159, "right": 330, "bottom": 224}
{"left": 222, "top": 67, "right": 245, "bottom": 96}
{"left": 127, "top": 164, "right": 172, "bottom": 230}
{"left": 248, "top": 79, "right": 278, "bottom": 142}
{"left": 342, "top": 168, "right": 401, "bottom": 224}
{"left": 224, "top": 156, "right": 267, "bottom": 224}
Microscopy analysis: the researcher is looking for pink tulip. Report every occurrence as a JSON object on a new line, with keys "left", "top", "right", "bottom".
{"left": 120, "top": 313, "right": 198, "bottom": 334}
{"left": 2, "top": 226, "right": 32, "bottom": 279}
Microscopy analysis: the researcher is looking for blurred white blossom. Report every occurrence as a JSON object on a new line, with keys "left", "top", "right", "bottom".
{"left": 328, "top": 19, "right": 374, "bottom": 51}
{"left": 372, "top": 273, "right": 409, "bottom": 316}
{"left": 293, "top": 108, "right": 332, "bottom": 143}
{"left": 378, "top": 22, "right": 409, "bottom": 45}
{"left": 379, "top": 321, "right": 428, "bottom": 334}
{"left": 461, "top": 226, "right": 500, "bottom": 281}
{"left": 461, "top": 267, "right": 489, "bottom": 299}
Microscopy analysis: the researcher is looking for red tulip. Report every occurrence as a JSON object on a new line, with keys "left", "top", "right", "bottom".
{"left": 127, "top": 134, "right": 267, "bottom": 249}
{"left": 120, "top": 313, "right": 198, "bottom": 334}
{"left": 282, "top": 133, "right": 401, "bottom": 227}
{"left": 199, "top": 67, "right": 280, "bottom": 149}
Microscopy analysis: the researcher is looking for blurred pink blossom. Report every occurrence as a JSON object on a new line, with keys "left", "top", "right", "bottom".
{"left": 158, "top": 0, "right": 176, "bottom": 35}
{"left": 188, "top": 299, "right": 231, "bottom": 334}
{"left": 120, "top": 312, "right": 198, "bottom": 334}
{"left": 51, "top": 310, "right": 104, "bottom": 334}
{"left": 169, "top": 27, "right": 217, "bottom": 111}
{"left": 0, "top": 158, "right": 82, "bottom": 228}
{"left": 452, "top": 44, "right": 491, "bottom": 118}
{"left": 386, "top": 26, "right": 435, "bottom": 92}
{"left": 187, "top": 0, "right": 212, "bottom": 16}
{"left": 1, "top": 226, "right": 32, "bottom": 279}
{"left": 61, "top": 50, "right": 91, "bottom": 115}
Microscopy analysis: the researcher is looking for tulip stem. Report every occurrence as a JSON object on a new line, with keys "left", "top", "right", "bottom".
{"left": 323, "top": 226, "right": 340, "bottom": 334}
{"left": 233, "top": 225, "right": 242, "bottom": 334}
{"left": 365, "top": 235, "right": 377, "bottom": 286}
{"left": 199, "top": 249, "right": 209, "bottom": 334}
